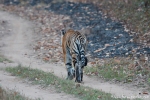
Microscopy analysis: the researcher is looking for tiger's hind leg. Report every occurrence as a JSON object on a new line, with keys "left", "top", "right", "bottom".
{"left": 65, "top": 49, "right": 75, "bottom": 80}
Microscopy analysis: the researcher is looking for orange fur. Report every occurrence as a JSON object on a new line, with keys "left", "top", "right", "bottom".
{"left": 62, "top": 29, "right": 75, "bottom": 63}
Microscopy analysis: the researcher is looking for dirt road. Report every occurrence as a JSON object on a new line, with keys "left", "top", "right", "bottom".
{"left": 0, "top": 11, "right": 79, "bottom": 100}
{"left": 0, "top": 10, "right": 149, "bottom": 100}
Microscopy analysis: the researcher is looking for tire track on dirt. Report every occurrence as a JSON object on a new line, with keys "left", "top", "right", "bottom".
{"left": 0, "top": 11, "right": 149, "bottom": 100}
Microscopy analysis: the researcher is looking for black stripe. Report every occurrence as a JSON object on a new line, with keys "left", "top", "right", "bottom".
{"left": 76, "top": 43, "right": 80, "bottom": 55}
{"left": 72, "top": 42, "right": 79, "bottom": 54}
{"left": 73, "top": 49, "right": 78, "bottom": 54}
{"left": 66, "top": 63, "right": 71, "bottom": 66}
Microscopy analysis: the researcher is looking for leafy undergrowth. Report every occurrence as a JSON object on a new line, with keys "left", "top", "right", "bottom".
{"left": 0, "top": 86, "right": 33, "bottom": 100}
{"left": 85, "top": 56, "right": 150, "bottom": 89}
{"left": 5, "top": 65, "right": 130, "bottom": 100}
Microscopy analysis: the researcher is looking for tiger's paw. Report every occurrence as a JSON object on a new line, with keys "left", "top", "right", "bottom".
{"left": 75, "top": 79, "right": 82, "bottom": 83}
{"left": 67, "top": 67, "right": 75, "bottom": 80}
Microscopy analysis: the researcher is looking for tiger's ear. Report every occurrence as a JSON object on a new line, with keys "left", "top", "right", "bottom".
{"left": 61, "top": 29, "right": 66, "bottom": 35}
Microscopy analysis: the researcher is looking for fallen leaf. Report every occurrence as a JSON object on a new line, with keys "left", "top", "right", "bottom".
{"left": 14, "top": 91, "right": 18, "bottom": 96}
{"left": 97, "top": 95, "right": 102, "bottom": 99}
{"left": 114, "top": 59, "right": 121, "bottom": 64}
{"left": 90, "top": 62, "right": 96, "bottom": 65}
{"left": 78, "top": 92, "right": 83, "bottom": 95}
{"left": 104, "top": 44, "right": 111, "bottom": 48}
{"left": 75, "top": 83, "right": 80, "bottom": 88}
{"left": 43, "top": 57, "right": 49, "bottom": 61}
{"left": 94, "top": 48, "right": 103, "bottom": 53}
{"left": 143, "top": 91, "right": 149, "bottom": 95}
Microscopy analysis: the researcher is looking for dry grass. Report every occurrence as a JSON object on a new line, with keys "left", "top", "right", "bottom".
{"left": 6, "top": 65, "right": 129, "bottom": 100}
{"left": 0, "top": 87, "right": 33, "bottom": 100}
{"left": 85, "top": 55, "right": 150, "bottom": 89}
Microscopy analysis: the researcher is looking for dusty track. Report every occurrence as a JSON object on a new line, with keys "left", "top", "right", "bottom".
{"left": 0, "top": 11, "right": 78, "bottom": 100}
{"left": 0, "top": 11, "right": 149, "bottom": 100}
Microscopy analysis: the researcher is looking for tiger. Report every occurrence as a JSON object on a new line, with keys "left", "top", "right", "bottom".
{"left": 61, "top": 29, "right": 88, "bottom": 83}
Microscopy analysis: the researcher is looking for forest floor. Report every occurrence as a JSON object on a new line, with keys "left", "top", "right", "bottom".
{"left": 0, "top": 1, "right": 150, "bottom": 100}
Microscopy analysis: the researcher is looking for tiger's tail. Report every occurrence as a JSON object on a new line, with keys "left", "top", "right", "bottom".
{"left": 61, "top": 29, "right": 66, "bottom": 45}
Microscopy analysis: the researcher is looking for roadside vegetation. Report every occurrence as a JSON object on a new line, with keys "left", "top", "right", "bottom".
{"left": 0, "top": 55, "right": 12, "bottom": 63}
{"left": 5, "top": 65, "right": 131, "bottom": 100}
{"left": 85, "top": 57, "right": 150, "bottom": 89}
{"left": 0, "top": 86, "right": 34, "bottom": 100}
